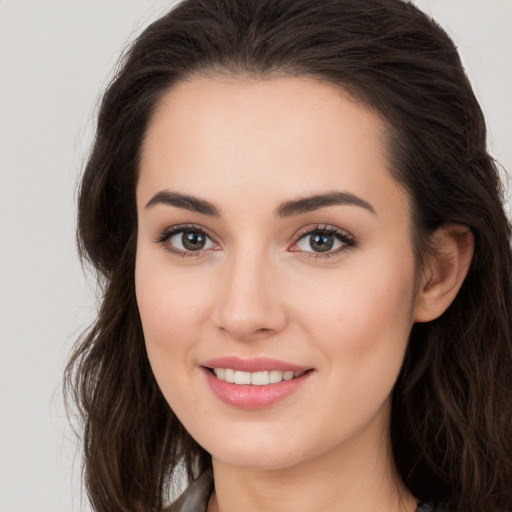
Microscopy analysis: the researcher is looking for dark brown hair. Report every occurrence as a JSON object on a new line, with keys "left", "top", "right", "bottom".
{"left": 64, "top": 1, "right": 512, "bottom": 511}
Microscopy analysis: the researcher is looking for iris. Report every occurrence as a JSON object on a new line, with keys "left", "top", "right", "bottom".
{"left": 182, "top": 230, "right": 206, "bottom": 250}
{"left": 309, "top": 233, "right": 334, "bottom": 252}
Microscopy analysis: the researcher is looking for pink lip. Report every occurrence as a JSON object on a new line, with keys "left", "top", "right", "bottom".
{"left": 200, "top": 356, "right": 309, "bottom": 373}
{"left": 200, "top": 357, "right": 314, "bottom": 409}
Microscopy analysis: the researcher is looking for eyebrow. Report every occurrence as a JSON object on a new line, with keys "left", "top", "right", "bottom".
{"left": 145, "top": 190, "right": 220, "bottom": 216}
{"left": 275, "top": 191, "right": 375, "bottom": 217}
{"left": 144, "top": 189, "right": 375, "bottom": 217}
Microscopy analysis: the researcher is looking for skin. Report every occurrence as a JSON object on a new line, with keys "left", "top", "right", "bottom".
{"left": 135, "top": 76, "right": 473, "bottom": 512}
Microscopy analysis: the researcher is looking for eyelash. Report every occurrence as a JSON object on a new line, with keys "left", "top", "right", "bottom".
{"left": 154, "top": 224, "right": 219, "bottom": 258}
{"left": 154, "top": 223, "right": 356, "bottom": 259}
{"left": 291, "top": 224, "right": 356, "bottom": 259}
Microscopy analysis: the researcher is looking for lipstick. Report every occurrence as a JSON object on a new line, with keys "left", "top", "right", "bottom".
{"left": 200, "top": 357, "right": 313, "bottom": 409}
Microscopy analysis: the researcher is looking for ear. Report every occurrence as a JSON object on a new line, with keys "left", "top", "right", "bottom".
{"left": 414, "top": 224, "right": 474, "bottom": 323}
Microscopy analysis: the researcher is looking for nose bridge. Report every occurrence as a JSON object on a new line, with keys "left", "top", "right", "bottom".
{"left": 214, "top": 243, "right": 286, "bottom": 339}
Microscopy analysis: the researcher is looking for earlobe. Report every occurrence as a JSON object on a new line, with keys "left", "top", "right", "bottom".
{"left": 414, "top": 224, "right": 474, "bottom": 323}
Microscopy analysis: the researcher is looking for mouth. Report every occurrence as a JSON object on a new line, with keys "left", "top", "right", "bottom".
{"left": 207, "top": 367, "right": 309, "bottom": 385}
{"left": 200, "top": 357, "right": 314, "bottom": 409}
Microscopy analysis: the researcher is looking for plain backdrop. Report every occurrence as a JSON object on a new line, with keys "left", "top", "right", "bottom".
{"left": 0, "top": 1, "right": 510, "bottom": 511}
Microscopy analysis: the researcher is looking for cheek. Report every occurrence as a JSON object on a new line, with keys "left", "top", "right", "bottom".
{"left": 290, "top": 251, "right": 417, "bottom": 382}
{"left": 134, "top": 250, "right": 216, "bottom": 418}
{"left": 134, "top": 246, "right": 213, "bottom": 372}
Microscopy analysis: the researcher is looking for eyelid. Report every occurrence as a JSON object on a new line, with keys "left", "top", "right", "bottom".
{"left": 154, "top": 222, "right": 356, "bottom": 259}
{"left": 154, "top": 223, "right": 221, "bottom": 257}
{"left": 289, "top": 224, "right": 356, "bottom": 257}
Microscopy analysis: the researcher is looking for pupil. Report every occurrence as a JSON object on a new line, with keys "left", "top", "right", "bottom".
{"left": 310, "top": 233, "right": 334, "bottom": 252}
{"left": 182, "top": 230, "right": 206, "bottom": 251}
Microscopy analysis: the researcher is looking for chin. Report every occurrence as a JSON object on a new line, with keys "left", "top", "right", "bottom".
{"left": 194, "top": 423, "right": 330, "bottom": 472}
{"left": 210, "top": 445, "right": 307, "bottom": 471}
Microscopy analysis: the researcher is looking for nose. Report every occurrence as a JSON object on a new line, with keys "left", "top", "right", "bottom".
{"left": 212, "top": 250, "right": 288, "bottom": 341}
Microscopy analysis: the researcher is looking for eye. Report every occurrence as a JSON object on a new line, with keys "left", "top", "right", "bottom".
{"left": 156, "top": 225, "right": 219, "bottom": 256}
{"left": 290, "top": 226, "right": 356, "bottom": 256}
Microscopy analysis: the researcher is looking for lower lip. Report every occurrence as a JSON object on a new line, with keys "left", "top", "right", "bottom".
{"left": 203, "top": 368, "right": 313, "bottom": 409}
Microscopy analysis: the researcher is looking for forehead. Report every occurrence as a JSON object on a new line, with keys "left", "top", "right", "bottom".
{"left": 138, "top": 75, "right": 407, "bottom": 221}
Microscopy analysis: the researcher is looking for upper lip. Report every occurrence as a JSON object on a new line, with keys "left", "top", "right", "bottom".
{"left": 200, "top": 356, "right": 311, "bottom": 373}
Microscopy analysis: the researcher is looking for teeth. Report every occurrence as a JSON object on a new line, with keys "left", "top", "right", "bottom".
{"left": 269, "top": 370, "right": 282, "bottom": 384}
{"left": 251, "top": 371, "right": 270, "bottom": 385}
{"left": 212, "top": 368, "right": 304, "bottom": 385}
{"left": 234, "top": 370, "right": 252, "bottom": 385}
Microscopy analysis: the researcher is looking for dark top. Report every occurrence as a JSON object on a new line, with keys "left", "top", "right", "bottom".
{"left": 165, "top": 470, "right": 448, "bottom": 512}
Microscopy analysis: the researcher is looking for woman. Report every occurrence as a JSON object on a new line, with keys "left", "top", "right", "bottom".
{"left": 64, "top": 1, "right": 512, "bottom": 511}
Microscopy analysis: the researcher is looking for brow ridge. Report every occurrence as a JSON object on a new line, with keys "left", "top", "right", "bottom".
{"left": 275, "top": 191, "right": 375, "bottom": 217}
{"left": 144, "top": 189, "right": 374, "bottom": 218}
{"left": 145, "top": 190, "right": 220, "bottom": 216}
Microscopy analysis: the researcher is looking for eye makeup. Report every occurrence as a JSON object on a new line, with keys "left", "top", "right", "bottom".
{"left": 154, "top": 223, "right": 220, "bottom": 258}
{"left": 290, "top": 224, "right": 356, "bottom": 259}
{"left": 154, "top": 222, "right": 357, "bottom": 260}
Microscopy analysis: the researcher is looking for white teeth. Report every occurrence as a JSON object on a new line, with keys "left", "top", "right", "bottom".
{"left": 212, "top": 368, "right": 304, "bottom": 385}
{"left": 251, "top": 371, "right": 270, "bottom": 385}
{"left": 269, "top": 370, "right": 282, "bottom": 383}
{"left": 234, "top": 371, "right": 251, "bottom": 385}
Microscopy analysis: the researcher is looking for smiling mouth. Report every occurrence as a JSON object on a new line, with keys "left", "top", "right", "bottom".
{"left": 209, "top": 368, "right": 309, "bottom": 385}
{"left": 202, "top": 362, "right": 314, "bottom": 408}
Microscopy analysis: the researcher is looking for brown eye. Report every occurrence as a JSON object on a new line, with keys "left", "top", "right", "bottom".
{"left": 294, "top": 228, "right": 354, "bottom": 254}
{"left": 308, "top": 233, "right": 335, "bottom": 252}
{"left": 180, "top": 230, "right": 207, "bottom": 251}
{"left": 156, "top": 225, "right": 219, "bottom": 256}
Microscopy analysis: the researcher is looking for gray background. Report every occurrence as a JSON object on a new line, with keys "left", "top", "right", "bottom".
{"left": 1, "top": 1, "right": 511, "bottom": 510}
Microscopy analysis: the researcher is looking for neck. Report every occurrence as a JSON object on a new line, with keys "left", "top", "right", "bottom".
{"left": 208, "top": 417, "right": 416, "bottom": 512}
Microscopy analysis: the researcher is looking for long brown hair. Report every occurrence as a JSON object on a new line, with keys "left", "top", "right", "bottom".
{"left": 64, "top": 1, "right": 512, "bottom": 510}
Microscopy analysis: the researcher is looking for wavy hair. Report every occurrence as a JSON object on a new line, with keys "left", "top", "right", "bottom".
{"left": 64, "top": 0, "right": 512, "bottom": 510}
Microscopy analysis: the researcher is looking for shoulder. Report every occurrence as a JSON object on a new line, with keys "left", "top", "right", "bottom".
{"left": 164, "top": 470, "right": 214, "bottom": 512}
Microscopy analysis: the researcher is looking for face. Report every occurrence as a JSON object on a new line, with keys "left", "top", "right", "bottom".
{"left": 135, "top": 76, "right": 421, "bottom": 471}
